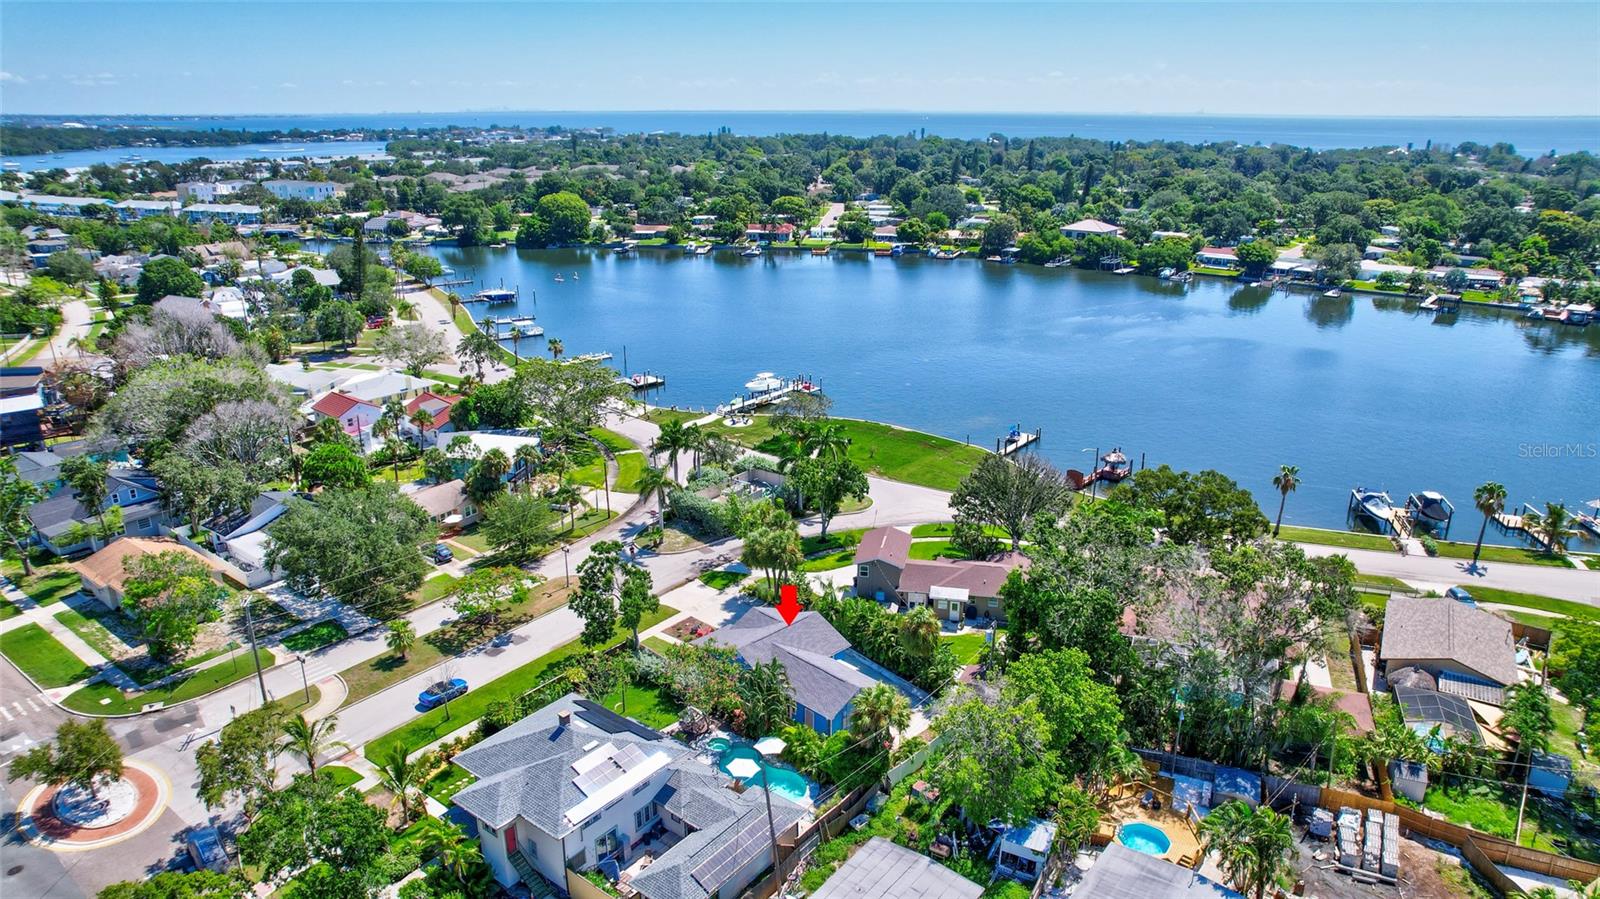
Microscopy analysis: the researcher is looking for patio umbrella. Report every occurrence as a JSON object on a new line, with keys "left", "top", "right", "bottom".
{"left": 753, "top": 736, "right": 787, "bottom": 757}
{"left": 443, "top": 513, "right": 464, "bottom": 525}
{"left": 725, "top": 757, "right": 762, "bottom": 782}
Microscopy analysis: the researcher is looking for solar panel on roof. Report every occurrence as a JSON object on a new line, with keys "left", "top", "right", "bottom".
{"left": 691, "top": 816, "right": 773, "bottom": 891}
{"left": 574, "top": 699, "right": 664, "bottom": 741}
{"left": 574, "top": 760, "right": 626, "bottom": 796}
{"left": 1394, "top": 685, "right": 1479, "bottom": 736}
{"left": 612, "top": 744, "right": 647, "bottom": 771}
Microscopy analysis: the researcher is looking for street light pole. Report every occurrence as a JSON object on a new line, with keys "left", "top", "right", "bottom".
{"left": 295, "top": 653, "right": 311, "bottom": 704}
{"left": 761, "top": 773, "right": 782, "bottom": 895}
{"left": 562, "top": 545, "right": 571, "bottom": 584}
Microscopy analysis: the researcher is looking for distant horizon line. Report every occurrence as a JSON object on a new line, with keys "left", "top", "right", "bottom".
{"left": 5, "top": 109, "right": 1598, "bottom": 122}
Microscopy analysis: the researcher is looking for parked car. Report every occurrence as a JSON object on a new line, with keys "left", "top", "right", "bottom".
{"left": 430, "top": 543, "right": 453, "bottom": 564}
{"left": 418, "top": 678, "right": 468, "bottom": 709}
{"left": 1446, "top": 586, "right": 1476, "bottom": 607}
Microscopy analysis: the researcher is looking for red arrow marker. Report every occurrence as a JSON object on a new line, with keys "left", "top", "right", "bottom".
{"left": 776, "top": 583, "right": 802, "bottom": 626}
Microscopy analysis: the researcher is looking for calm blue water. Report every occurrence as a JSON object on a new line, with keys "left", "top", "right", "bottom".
{"left": 6, "top": 140, "right": 392, "bottom": 173}
{"left": 412, "top": 245, "right": 1600, "bottom": 541}
{"left": 9, "top": 112, "right": 1597, "bottom": 156}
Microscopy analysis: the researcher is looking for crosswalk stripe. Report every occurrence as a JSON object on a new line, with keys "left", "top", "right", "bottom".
{"left": 0, "top": 707, "right": 12, "bottom": 721}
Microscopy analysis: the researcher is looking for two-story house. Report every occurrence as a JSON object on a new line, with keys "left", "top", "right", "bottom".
{"left": 309, "top": 392, "right": 383, "bottom": 450}
{"left": 26, "top": 467, "right": 170, "bottom": 555}
{"left": 262, "top": 180, "right": 340, "bottom": 202}
{"left": 451, "top": 694, "right": 805, "bottom": 899}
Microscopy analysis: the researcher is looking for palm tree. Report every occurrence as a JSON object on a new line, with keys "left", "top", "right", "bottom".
{"left": 375, "top": 743, "right": 423, "bottom": 824}
{"left": 1271, "top": 465, "right": 1299, "bottom": 537}
{"left": 548, "top": 337, "right": 564, "bottom": 361}
{"left": 651, "top": 418, "right": 694, "bottom": 482}
{"left": 509, "top": 329, "right": 522, "bottom": 361}
{"left": 1197, "top": 801, "right": 1295, "bottom": 899}
{"left": 409, "top": 407, "right": 435, "bottom": 450}
{"left": 371, "top": 416, "right": 398, "bottom": 479}
{"left": 1470, "top": 481, "right": 1508, "bottom": 567}
{"left": 802, "top": 420, "right": 850, "bottom": 464}
{"left": 849, "top": 683, "right": 911, "bottom": 748}
{"left": 636, "top": 465, "right": 673, "bottom": 518}
{"left": 552, "top": 482, "right": 583, "bottom": 532}
{"left": 440, "top": 833, "right": 483, "bottom": 886}
{"left": 899, "top": 606, "right": 941, "bottom": 660}
{"left": 386, "top": 619, "right": 416, "bottom": 660}
{"left": 1523, "top": 502, "right": 1582, "bottom": 556}
{"left": 281, "top": 713, "right": 347, "bottom": 779}
{"left": 737, "top": 659, "right": 793, "bottom": 738}
{"left": 513, "top": 443, "right": 542, "bottom": 491}
{"left": 446, "top": 291, "right": 461, "bottom": 324}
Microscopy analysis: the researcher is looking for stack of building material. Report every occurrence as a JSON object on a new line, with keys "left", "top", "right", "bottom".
{"left": 1308, "top": 807, "right": 1334, "bottom": 840}
{"left": 1336, "top": 808, "right": 1362, "bottom": 868}
{"left": 1362, "top": 809, "right": 1384, "bottom": 874}
{"left": 1381, "top": 813, "right": 1401, "bottom": 879}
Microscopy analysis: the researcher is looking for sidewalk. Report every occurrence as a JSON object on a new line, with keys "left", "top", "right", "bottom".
{"left": 0, "top": 577, "right": 141, "bottom": 693}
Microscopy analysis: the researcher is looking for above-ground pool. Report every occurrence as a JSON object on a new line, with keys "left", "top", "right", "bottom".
{"left": 714, "top": 744, "right": 811, "bottom": 804}
{"left": 1117, "top": 822, "right": 1172, "bottom": 856}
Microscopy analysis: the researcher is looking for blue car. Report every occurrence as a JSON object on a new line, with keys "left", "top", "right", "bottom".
{"left": 418, "top": 678, "right": 468, "bottom": 709}
{"left": 431, "top": 543, "right": 454, "bottom": 564}
{"left": 1446, "top": 586, "right": 1476, "bottom": 607}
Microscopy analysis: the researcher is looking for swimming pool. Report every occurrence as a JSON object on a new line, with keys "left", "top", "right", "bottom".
{"left": 1117, "top": 822, "right": 1172, "bottom": 856}
{"left": 713, "top": 744, "right": 811, "bottom": 804}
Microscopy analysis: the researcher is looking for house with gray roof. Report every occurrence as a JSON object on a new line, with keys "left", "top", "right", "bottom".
{"left": 697, "top": 606, "right": 888, "bottom": 736}
{"left": 810, "top": 836, "right": 982, "bottom": 899}
{"left": 26, "top": 466, "right": 171, "bottom": 555}
{"left": 451, "top": 693, "right": 804, "bottom": 899}
{"left": 1380, "top": 596, "right": 1519, "bottom": 705}
{"left": 853, "top": 526, "right": 1028, "bottom": 624}
{"left": 1069, "top": 843, "right": 1242, "bottom": 898}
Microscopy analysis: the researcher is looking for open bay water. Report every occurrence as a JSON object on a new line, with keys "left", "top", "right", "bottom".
{"left": 414, "top": 245, "right": 1600, "bottom": 542}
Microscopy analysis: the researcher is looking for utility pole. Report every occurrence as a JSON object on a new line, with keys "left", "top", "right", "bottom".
{"left": 242, "top": 593, "right": 269, "bottom": 705}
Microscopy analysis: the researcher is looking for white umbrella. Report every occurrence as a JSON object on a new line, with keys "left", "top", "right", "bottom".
{"left": 1587, "top": 499, "right": 1600, "bottom": 511}
{"left": 753, "top": 736, "right": 787, "bottom": 757}
{"left": 443, "top": 513, "right": 464, "bottom": 525}
{"left": 725, "top": 757, "right": 762, "bottom": 781}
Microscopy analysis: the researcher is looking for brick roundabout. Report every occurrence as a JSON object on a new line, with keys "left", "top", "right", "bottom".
{"left": 17, "top": 760, "right": 170, "bottom": 851}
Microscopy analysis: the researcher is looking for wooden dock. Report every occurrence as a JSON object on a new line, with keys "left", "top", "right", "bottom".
{"left": 996, "top": 428, "right": 1041, "bottom": 456}
{"left": 1493, "top": 503, "right": 1554, "bottom": 551}
{"left": 620, "top": 372, "right": 665, "bottom": 390}
{"left": 435, "top": 278, "right": 475, "bottom": 288}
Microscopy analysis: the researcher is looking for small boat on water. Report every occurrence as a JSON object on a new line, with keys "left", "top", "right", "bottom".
{"left": 554, "top": 273, "right": 564, "bottom": 283}
{"left": 1350, "top": 488, "right": 1399, "bottom": 533}
{"left": 623, "top": 372, "right": 666, "bottom": 390}
{"left": 745, "top": 371, "right": 783, "bottom": 392}
{"left": 1323, "top": 288, "right": 1343, "bottom": 298}
{"left": 475, "top": 287, "right": 518, "bottom": 305}
{"left": 1580, "top": 500, "right": 1600, "bottom": 537}
{"left": 695, "top": 244, "right": 712, "bottom": 256}
{"left": 683, "top": 244, "right": 698, "bottom": 255}
{"left": 740, "top": 246, "right": 762, "bottom": 257}
{"left": 1406, "top": 491, "right": 1456, "bottom": 537}
{"left": 797, "top": 378, "right": 820, "bottom": 394}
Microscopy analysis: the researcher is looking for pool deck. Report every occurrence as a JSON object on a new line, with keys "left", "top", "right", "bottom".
{"left": 1099, "top": 777, "right": 1204, "bottom": 867}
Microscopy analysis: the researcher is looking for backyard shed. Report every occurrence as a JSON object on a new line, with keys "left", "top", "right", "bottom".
{"left": 1528, "top": 750, "right": 1573, "bottom": 798}
{"left": 996, "top": 819, "right": 1057, "bottom": 883}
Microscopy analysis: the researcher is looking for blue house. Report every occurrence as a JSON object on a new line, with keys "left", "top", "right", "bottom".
{"left": 26, "top": 467, "right": 171, "bottom": 555}
{"left": 697, "top": 606, "right": 877, "bottom": 735}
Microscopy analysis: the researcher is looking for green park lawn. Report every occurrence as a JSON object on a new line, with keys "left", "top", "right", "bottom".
{"left": 320, "top": 765, "right": 363, "bottom": 792}
{"left": 612, "top": 452, "right": 647, "bottom": 493}
{"left": 698, "top": 569, "right": 746, "bottom": 591}
{"left": 588, "top": 427, "right": 636, "bottom": 453}
{"left": 1276, "top": 525, "right": 1394, "bottom": 552}
{"left": 407, "top": 573, "right": 461, "bottom": 609}
{"left": 0, "top": 601, "right": 18, "bottom": 621}
{"left": 907, "top": 539, "right": 965, "bottom": 561}
{"left": 800, "top": 548, "right": 857, "bottom": 572}
{"left": 62, "top": 647, "right": 277, "bottom": 714}
{"left": 643, "top": 636, "right": 675, "bottom": 655}
{"left": 363, "top": 604, "right": 678, "bottom": 761}
{"left": 1, "top": 558, "right": 87, "bottom": 606}
{"left": 339, "top": 578, "right": 577, "bottom": 705}
{"left": 0, "top": 623, "right": 96, "bottom": 687}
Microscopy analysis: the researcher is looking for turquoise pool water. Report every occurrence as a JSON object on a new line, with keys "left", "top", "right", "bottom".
{"left": 714, "top": 744, "right": 811, "bottom": 804}
{"left": 1118, "top": 822, "right": 1172, "bottom": 856}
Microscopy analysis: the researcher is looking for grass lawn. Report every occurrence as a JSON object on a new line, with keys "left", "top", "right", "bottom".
{"left": 698, "top": 569, "right": 746, "bottom": 591}
{"left": 598, "top": 681, "right": 680, "bottom": 730}
{"left": 1192, "top": 265, "right": 1242, "bottom": 278}
{"left": 613, "top": 452, "right": 647, "bottom": 493}
{"left": 423, "top": 762, "right": 476, "bottom": 805}
{"left": 1325, "top": 630, "right": 1361, "bottom": 693}
{"left": 320, "top": 765, "right": 363, "bottom": 792}
{"left": 362, "top": 604, "right": 677, "bottom": 761}
{"left": 1277, "top": 525, "right": 1394, "bottom": 552}
{"left": 1432, "top": 540, "right": 1574, "bottom": 568}
{"left": 280, "top": 620, "right": 349, "bottom": 653}
{"left": 800, "top": 548, "right": 856, "bottom": 572}
{"left": 62, "top": 647, "right": 277, "bottom": 714}
{"left": 799, "top": 529, "right": 868, "bottom": 557}
{"left": 909, "top": 522, "right": 1009, "bottom": 539}
{"left": 339, "top": 578, "right": 578, "bottom": 706}
{"left": 1, "top": 558, "right": 87, "bottom": 606}
{"left": 941, "top": 632, "right": 988, "bottom": 665}
{"left": 1354, "top": 573, "right": 1413, "bottom": 592}
{"left": 0, "top": 601, "right": 17, "bottom": 621}
{"left": 407, "top": 573, "right": 461, "bottom": 609}
{"left": 907, "top": 539, "right": 965, "bottom": 561}
{"left": 1452, "top": 585, "right": 1600, "bottom": 624}
{"left": 451, "top": 527, "right": 493, "bottom": 554}
{"left": 588, "top": 427, "right": 635, "bottom": 453}
{"left": 0, "top": 623, "right": 96, "bottom": 687}
{"left": 53, "top": 606, "right": 136, "bottom": 660}
{"left": 642, "top": 636, "right": 675, "bottom": 655}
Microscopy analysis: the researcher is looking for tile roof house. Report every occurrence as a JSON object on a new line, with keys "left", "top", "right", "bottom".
{"left": 451, "top": 693, "right": 804, "bottom": 899}
{"left": 697, "top": 606, "right": 881, "bottom": 735}
{"left": 1380, "top": 597, "right": 1519, "bottom": 704}
{"left": 745, "top": 223, "right": 796, "bottom": 242}
{"left": 852, "top": 526, "right": 1026, "bottom": 624}
{"left": 309, "top": 392, "right": 383, "bottom": 451}
{"left": 71, "top": 536, "right": 231, "bottom": 611}
{"left": 810, "top": 836, "right": 982, "bottom": 899}
{"left": 404, "top": 391, "right": 460, "bottom": 446}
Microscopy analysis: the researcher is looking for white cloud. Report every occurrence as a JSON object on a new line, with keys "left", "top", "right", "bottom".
{"left": 0, "top": 71, "right": 26, "bottom": 84}
{"left": 279, "top": 82, "right": 298, "bottom": 89}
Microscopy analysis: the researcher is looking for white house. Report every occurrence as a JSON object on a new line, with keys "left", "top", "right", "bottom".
{"left": 1060, "top": 218, "right": 1123, "bottom": 240}
{"left": 182, "top": 203, "right": 263, "bottom": 226}
{"left": 113, "top": 199, "right": 182, "bottom": 221}
{"left": 177, "top": 181, "right": 249, "bottom": 203}
{"left": 262, "top": 180, "right": 340, "bottom": 202}
{"left": 309, "top": 392, "right": 383, "bottom": 449}
{"left": 451, "top": 694, "right": 806, "bottom": 899}
{"left": 1195, "top": 246, "right": 1239, "bottom": 268}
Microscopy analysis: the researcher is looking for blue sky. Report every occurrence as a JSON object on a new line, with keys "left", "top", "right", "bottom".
{"left": 2, "top": 1, "right": 1597, "bottom": 117}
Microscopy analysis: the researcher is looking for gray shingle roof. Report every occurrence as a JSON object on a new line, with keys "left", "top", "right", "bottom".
{"left": 810, "top": 837, "right": 983, "bottom": 899}
{"left": 1381, "top": 596, "right": 1518, "bottom": 687}
{"left": 1072, "top": 843, "right": 1243, "bottom": 898}
{"left": 696, "top": 607, "right": 867, "bottom": 717}
{"left": 629, "top": 783, "right": 805, "bottom": 899}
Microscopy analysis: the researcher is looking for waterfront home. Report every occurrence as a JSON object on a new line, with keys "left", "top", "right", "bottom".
{"left": 72, "top": 536, "right": 232, "bottom": 612}
{"left": 690, "top": 214, "right": 717, "bottom": 231}
{"left": 309, "top": 392, "right": 384, "bottom": 450}
{"left": 182, "top": 203, "right": 263, "bottom": 226}
{"left": 852, "top": 526, "right": 1026, "bottom": 624}
{"left": 1060, "top": 218, "right": 1123, "bottom": 240}
{"left": 630, "top": 223, "right": 673, "bottom": 240}
{"left": 1426, "top": 266, "right": 1506, "bottom": 289}
{"left": 1, "top": 366, "right": 47, "bottom": 451}
{"left": 112, "top": 199, "right": 181, "bottom": 221}
{"left": 362, "top": 210, "right": 442, "bottom": 235}
{"left": 697, "top": 605, "right": 881, "bottom": 735}
{"left": 14, "top": 194, "right": 110, "bottom": 217}
{"left": 176, "top": 180, "right": 249, "bottom": 204}
{"left": 450, "top": 693, "right": 805, "bottom": 898}
{"left": 1379, "top": 596, "right": 1518, "bottom": 705}
{"left": 404, "top": 390, "right": 460, "bottom": 446}
{"left": 1195, "top": 246, "right": 1239, "bottom": 268}
{"left": 262, "top": 179, "right": 339, "bottom": 202}
{"left": 1070, "top": 842, "right": 1243, "bottom": 898}
{"left": 27, "top": 465, "right": 170, "bottom": 555}
{"left": 1357, "top": 260, "right": 1417, "bottom": 282}
{"left": 873, "top": 225, "right": 898, "bottom": 242}
{"left": 408, "top": 479, "right": 479, "bottom": 527}
{"left": 810, "top": 837, "right": 983, "bottom": 899}
{"left": 745, "top": 222, "right": 795, "bottom": 242}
